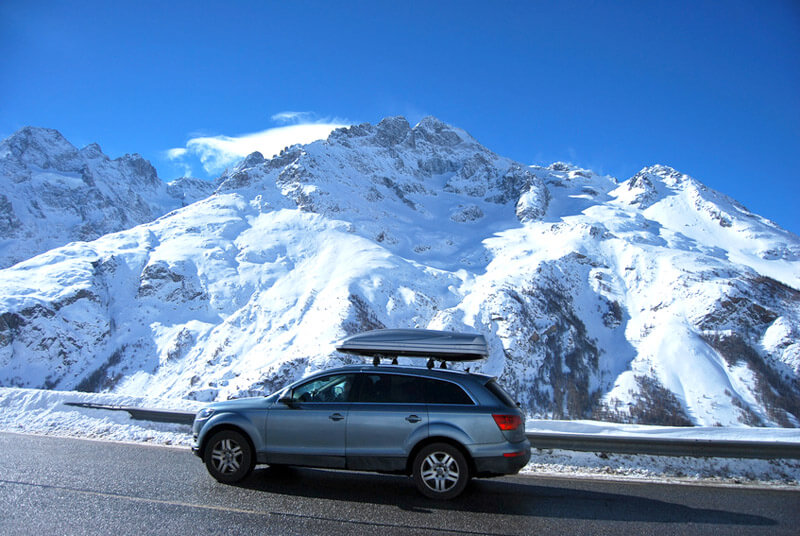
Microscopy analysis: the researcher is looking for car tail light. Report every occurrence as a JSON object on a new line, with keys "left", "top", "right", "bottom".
{"left": 492, "top": 414, "right": 521, "bottom": 431}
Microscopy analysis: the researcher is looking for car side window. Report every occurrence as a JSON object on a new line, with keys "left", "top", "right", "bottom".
{"left": 484, "top": 379, "right": 518, "bottom": 408}
{"left": 357, "top": 373, "right": 426, "bottom": 404}
{"left": 424, "top": 378, "right": 474, "bottom": 405}
{"left": 292, "top": 374, "right": 355, "bottom": 403}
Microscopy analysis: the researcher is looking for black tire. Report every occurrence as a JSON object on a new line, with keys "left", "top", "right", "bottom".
{"left": 204, "top": 429, "right": 254, "bottom": 484}
{"left": 412, "top": 442, "right": 470, "bottom": 499}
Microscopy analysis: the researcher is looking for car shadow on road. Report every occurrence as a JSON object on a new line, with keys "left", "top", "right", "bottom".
{"left": 237, "top": 466, "right": 776, "bottom": 527}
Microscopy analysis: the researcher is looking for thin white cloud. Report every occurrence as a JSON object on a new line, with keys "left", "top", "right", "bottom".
{"left": 165, "top": 147, "right": 187, "bottom": 159}
{"left": 167, "top": 118, "right": 348, "bottom": 176}
{"left": 174, "top": 161, "right": 193, "bottom": 178}
{"left": 271, "top": 111, "right": 314, "bottom": 124}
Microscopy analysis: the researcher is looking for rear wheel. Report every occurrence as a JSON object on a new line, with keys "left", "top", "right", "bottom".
{"left": 412, "top": 443, "right": 470, "bottom": 499}
{"left": 204, "top": 429, "right": 254, "bottom": 484}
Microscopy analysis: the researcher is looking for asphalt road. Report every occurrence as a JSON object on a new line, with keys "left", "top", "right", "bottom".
{"left": 1, "top": 431, "right": 798, "bottom": 535}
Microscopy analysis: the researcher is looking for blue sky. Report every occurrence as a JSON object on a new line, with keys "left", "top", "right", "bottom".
{"left": 2, "top": 0, "right": 799, "bottom": 234}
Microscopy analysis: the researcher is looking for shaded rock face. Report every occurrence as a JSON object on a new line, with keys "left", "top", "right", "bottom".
{"left": 0, "top": 194, "right": 22, "bottom": 235}
{"left": 373, "top": 116, "right": 412, "bottom": 147}
{"left": 0, "top": 117, "right": 799, "bottom": 428}
{"left": 0, "top": 127, "right": 215, "bottom": 269}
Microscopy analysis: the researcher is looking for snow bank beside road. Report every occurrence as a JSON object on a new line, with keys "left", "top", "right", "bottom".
{"left": 0, "top": 387, "right": 203, "bottom": 446}
{"left": 523, "top": 448, "right": 800, "bottom": 487}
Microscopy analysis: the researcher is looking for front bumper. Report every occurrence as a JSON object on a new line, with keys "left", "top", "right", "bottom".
{"left": 191, "top": 430, "right": 201, "bottom": 457}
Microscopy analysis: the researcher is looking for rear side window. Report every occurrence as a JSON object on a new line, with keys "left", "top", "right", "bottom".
{"left": 485, "top": 379, "right": 517, "bottom": 408}
{"left": 424, "top": 378, "right": 474, "bottom": 405}
{"left": 357, "top": 373, "right": 426, "bottom": 404}
{"left": 355, "top": 374, "right": 474, "bottom": 405}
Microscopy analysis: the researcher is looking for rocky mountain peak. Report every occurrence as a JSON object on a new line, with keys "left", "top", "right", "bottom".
{"left": 238, "top": 151, "right": 266, "bottom": 170}
{"left": 0, "top": 128, "right": 214, "bottom": 268}
{"left": 412, "top": 116, "right": 469, "bottom": 147}
{"left": 79, "top": 142, "right": 106, "bottom": 160}
{"left": 618, "top": 165, "right": 689, "bottom": 209}
{"left": 1, "top": 126, "right": 79, "bottom": 169}
{"left": 548, "top": 162, "right": 574, "bottom": 172}
{"left": 117, "top": 153, "right": 159, "bottom": 185}
{"left": 327, "top": 115, "right": 472, "bottom": 151}
{"left": 638, "top": 164, "right": 690, "bottom": 187}
{"left": 212, "top": 116, "right": 549, "bottom": 259}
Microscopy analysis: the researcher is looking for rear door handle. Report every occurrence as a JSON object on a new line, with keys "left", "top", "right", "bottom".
{"left": 329, "top": 413, "right": 345, "bottom": 421}
{"left": 406, "top": 415, "right": 422, "bottom": 423}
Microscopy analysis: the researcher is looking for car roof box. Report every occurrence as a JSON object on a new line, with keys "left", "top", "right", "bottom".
{"left": 336, "top": 329, "right": 488, "bottom": 361}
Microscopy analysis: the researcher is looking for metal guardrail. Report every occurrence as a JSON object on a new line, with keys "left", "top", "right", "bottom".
{"left": 63, "top": 402, "right": 196, "bottom": 426}
{"left": 64, "top": 402, "right": 800, "bottom": 459}
{"left": 526, "top": 431, "right": 800, "bottom": 460}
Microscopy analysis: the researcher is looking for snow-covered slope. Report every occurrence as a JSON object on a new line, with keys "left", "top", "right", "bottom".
{"left": 0, "top": 117, "right": 798, "bottom": 427}
{"left": 0, "top": 127, "right": 215, "bottom": 268}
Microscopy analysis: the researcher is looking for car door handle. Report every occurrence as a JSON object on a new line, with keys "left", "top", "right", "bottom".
{"left": 329, "top": 413, "right": 345, "bottom": 421}
{"left": 406, "top": 415, "right": 422, "bottom": 423}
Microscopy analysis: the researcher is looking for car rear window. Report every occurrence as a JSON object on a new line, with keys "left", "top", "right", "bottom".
{"left": 485, "top": 379, "right": 517, "bottom": 408}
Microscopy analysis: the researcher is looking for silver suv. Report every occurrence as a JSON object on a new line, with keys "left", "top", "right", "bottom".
{"left": 192, "top": 330, "right": 530, "bottom": 499}
{"left": 192, "top": 365, "right": 530, "bottom": 499}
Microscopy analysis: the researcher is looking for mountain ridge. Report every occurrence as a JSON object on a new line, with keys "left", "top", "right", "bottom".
{"left": 0, "top": 126, "right": 215, "bottom": 269}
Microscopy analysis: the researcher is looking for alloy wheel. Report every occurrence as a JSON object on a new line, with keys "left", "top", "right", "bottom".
{"left": 211, "top": 438, "right": 243, "bottom": 474}
{"left": 420, "top": 451, "right": 460, "bottom": 493}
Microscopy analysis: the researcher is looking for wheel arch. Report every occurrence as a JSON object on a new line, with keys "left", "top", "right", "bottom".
{"left": 199, "top": 423, "right": 256, "bottom": 461}
{"left": 406, "top": 436, "right": 475, "bottom": 476}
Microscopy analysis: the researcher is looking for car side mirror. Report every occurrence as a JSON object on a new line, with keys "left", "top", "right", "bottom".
{"left": 279, "top": 396, "right": 297, "bottom": 408}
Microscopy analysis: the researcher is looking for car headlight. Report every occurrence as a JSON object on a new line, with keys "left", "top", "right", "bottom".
{"left": 196, "top": 407, "right": 215, "bottom": 420}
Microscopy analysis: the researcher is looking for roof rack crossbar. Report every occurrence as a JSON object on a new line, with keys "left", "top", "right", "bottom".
{"left": 370, "top": 355, "right": 401, "bottom": 366}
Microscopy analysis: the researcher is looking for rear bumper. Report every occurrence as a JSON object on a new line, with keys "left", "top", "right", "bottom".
{"left": 473, "top": 441, "right": 531, "bottom": 476}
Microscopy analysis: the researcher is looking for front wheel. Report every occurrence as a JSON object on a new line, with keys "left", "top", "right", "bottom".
{"left": 204, "top": 429, "right": 254, "bottom": 484}
{"left": 412, "top": 443, "right": 470, "bottom": 499}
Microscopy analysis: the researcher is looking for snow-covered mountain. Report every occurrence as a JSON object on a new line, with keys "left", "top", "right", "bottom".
{"left": 0, "top": 127, "right": 215, "bottom": 269}
{"left": 0, "top": 117, "right": 798, "bottom": 427}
